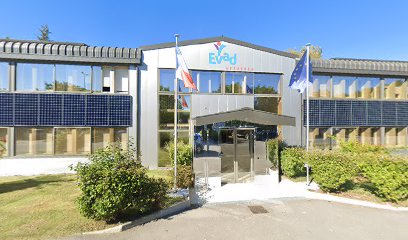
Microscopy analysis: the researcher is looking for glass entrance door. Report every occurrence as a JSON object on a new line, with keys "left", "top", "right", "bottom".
{"left": 236, "top": 129, "right": 253, "bottom": 182}
{"left": 219, "top": 127, "right": 254, "bottom": 184}
{"left": 220, "top": 128, "right": 235, "bottom": 184}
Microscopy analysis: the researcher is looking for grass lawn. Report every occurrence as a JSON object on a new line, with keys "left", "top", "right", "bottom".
{"left": 0, "top": 170, "right": 176, "bottom": 240}
{"left": 285, "top": 175, "right": 408, "bottom": 207}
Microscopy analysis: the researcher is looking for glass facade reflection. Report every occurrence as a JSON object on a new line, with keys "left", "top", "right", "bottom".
{"left": 17, "top": 63, "right": 54, "bottom": 91}
{"left": 0, "top": 128, "right": 8, "bottom": 156}
{"left": 225, "top": 72, "right": 253, "bottom": 94}
{"left": 253, "top": 73, "right": 280, "bottom": 94}
{"left": 0, "top": 62, "right": 8, "bottom": 91}
{"left": 16, "top": 127, "right": 54, "bottom": 156}
{"left": 192, "top": 71, "right": 222, "bottom": 93}
{"left": 92, "top": 127, "right": 128, "bottom": 151}
{"left": 55, "top": 65, "right": 91, "bottom": 92}
{"left": 55, "top": 128, "right": 91, "bottom": 155}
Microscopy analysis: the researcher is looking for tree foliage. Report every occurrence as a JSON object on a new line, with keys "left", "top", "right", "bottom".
{"left": 37, "top": 24, "right": 51, "bottom": 41}
{"left": 288, "top": 45, "right": 323, "bottom": 59}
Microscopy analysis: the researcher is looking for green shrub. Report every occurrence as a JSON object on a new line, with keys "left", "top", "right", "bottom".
{"left": 359, "top": 155, "right": 408, "bottom": 202}
{"left": 72, "top": 143, "right": 169, "bottom": 222}
{"left": 166, "top": 141, "right": 194, "bottom": 188}
{"left": 339, "top": 140, "right": 385, "bottom": 154}
{"left": 281, "top": 148, "right": 307, "bottom": 177}
{"left": 267, "top": 139, "right": 287, "bottom": 169}
{"left": 308, "top": 150, "right": 357, "bottom": 192}
{"left": 166, "top": 141, "right": 193, "bottom": 166}
{"left": 172, "top": 165, "right": 194, "bottom": 189}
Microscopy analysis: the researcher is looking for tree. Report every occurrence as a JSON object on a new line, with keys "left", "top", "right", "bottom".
{"left": 37, "top": 25, "right": 51, "bottom": 41}
{"left": 288, "top": 45, "right": 323, "bottom": 59}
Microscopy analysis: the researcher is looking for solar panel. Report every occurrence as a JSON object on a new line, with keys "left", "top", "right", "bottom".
{"left": 86, "top": 95, "right": 109, "bottom": 126}
{"left": 367, "top": 101, "right": 382, "bottom": 126}
{"left": 109, "top": 95, "right": 132, "bottom": 126}
{"left": 63, "top": 94, "right": 86, "bottom": 126}
{"left": 39, "top": 94, "right": 62, "bottom": 126}
{"left": 351, "top": 100, "right": 367, "bottom": 126}
{"left": 335, "top": 100, "right": 352, "bottom": 126}
{"left": 14, "top": 94, "right": 38, "bottom": 125}
{"left": 382, "top": 101, "right": 397, "bottom": 126}
{"left": 397, "top": 102, "right": 408, "bottom": 125}
{"left": 0, "top": 93, "right": 13, "bottom": 125}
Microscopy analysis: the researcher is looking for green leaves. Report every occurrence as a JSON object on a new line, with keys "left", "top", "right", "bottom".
{"left": 72, "top": 142, "right": 169, "bottom": 222}
{"left": 281, "top": 148, "right": 307, "bottom": 178}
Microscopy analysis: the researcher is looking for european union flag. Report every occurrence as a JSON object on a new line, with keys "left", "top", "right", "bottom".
{"left": 288, "top": 51, "right": 313, "bottom": 93}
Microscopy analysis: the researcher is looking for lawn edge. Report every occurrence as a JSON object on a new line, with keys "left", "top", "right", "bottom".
{"left": 80, "top": 198, "right": 191, "bottom": 235}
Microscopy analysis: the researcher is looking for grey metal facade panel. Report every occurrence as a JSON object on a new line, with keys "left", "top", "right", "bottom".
{"left": 313, "top": 59, "right": 408, "bottom": 77}
{"left": 0, "top": 39, "right": 141, "bottom": 64}
{"left": 140, "top": 36, "right": 297, "bottom": 59}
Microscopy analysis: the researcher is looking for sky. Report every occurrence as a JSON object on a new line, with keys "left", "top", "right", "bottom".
{"left": 1, "top": 0, "right": 408, "bottom": 60}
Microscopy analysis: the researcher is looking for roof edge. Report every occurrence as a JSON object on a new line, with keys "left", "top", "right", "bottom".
{"left": 140, "top": 36, "right": 297, "bottom": 59}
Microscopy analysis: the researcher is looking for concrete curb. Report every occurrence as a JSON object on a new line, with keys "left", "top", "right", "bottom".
{"left": 304, "top": 191, "right": 408, "bottom": 212}
{"left": 82, "top": 199, "right": 191, "bottom": 235}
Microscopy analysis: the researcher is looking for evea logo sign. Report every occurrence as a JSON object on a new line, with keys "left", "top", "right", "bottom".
{"left": 209, "top": 42, "right": 237, "bottom": 65}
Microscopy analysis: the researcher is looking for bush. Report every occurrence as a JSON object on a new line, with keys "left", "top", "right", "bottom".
{"left": 339, "top": 140, "right": 385, "bottom": 154}
{"left": 166, "top": 141, "right": 194, "bottom": 188}
{"left": 72, "top": 143, "right": 169, "bottom": 222}
{"left": 359, "top": 155, "right": 408, "bottom": 202}
{"left": 281, "top": 148, "right": 307, "bottom": 178}
{"left": 267, "top": 139, "right": 287, "bottom": 169}
{"left": 166, "top": 141, "right": 193, "bottom": 166}
{"left": 308, "top": 150, "right": 357, "bottom": 192}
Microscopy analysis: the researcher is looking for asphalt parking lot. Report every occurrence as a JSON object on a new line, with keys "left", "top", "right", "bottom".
{"left": 66, "top": 198, "right": 408, "bottom": 240}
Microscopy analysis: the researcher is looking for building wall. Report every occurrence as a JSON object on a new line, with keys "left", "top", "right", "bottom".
{"left": 139, "top": 41, "right": 297, "bottom": 168}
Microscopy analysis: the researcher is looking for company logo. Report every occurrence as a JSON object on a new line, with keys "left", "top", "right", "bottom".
{"left": 209, "top": 42, "right": 237, "bottom": 65}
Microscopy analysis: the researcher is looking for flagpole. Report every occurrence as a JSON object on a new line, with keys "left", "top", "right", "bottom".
{"left": 173, "top": 34, "right": 180, "bottom": 190}
{"left": 306, "top": 43, "right": 310, "bottom": 152}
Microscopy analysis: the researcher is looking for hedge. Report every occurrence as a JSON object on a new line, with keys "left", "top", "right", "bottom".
{"left": 359, "top": 154, "right": 408, "bottom": 202}
{"left": 308, "top": 150, "right": 357, "bottom": 192}
{"left": 266, "top": 139, "right": 287, "bottom": 169}
{"left": 281, "top": 148, "right": 307, "bottom": 178}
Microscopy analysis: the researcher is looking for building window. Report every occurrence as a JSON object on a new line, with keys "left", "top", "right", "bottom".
{"left": 192, "top": 71, "right": 221, "bottom": 93}
{"left": 332, "top": 76, "right": 357, "bottom": 99}
{"left": 0, "top": 62, "right": 8, "bottom": 91}
{"left": 159, "top": 69, "right": 190, "bottom": 93}
{"left": 15, "top": 127, "right": 53, "bottom": 156}
{"left": 158, "top": 131, "right": 189, "bottom": 167}
{"left": 16, "top": 63, "right": 54, "bottom": 91}
{"left": 92, "top": 66, "right": 103, "bottom": 92}
{"left": 253, "top": 73, "right": 280, "bottom": 94}
{"left": 359, "top": 127, "right": 381, "bottom": 145}
{"left": 309, "top": 128, "right": 331, "bottom": 149}
{"left": 312, "top": 75, "right": 330, "bottom": 98}
{"left": 332, "top": 128, "right": 357, "bottom": 146}
{"left": 55, "top": 65, "right": 91, "bottom": 92}
{"left": 384, "top": 78, "right": 406, "bottom": 99}
{"left": 0, "top": 128, "right": 8, "bottom": 156}
{"left": 159, "top": 94, "right": 190, "bottom": 130}
{"left": 254, "top": 97, "right": 280, "bottom": 113}
{"left": 92, "top": 127, "right": 128, "bottom": 152}
{"left": 225, "top": 72, "right": 253, "bottom": 94}
{"left": 55, "top": 128, "right": 91, "bottom": 155}
{"left": 357, "top": 77, "right": 381, "bottom": 99}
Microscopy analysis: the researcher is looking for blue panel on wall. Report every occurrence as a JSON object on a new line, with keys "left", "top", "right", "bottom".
{"left": 382, "top": 101, "right": 397, "bottom": 126}
{"left": 14, "top": 94, "right": 38, "bottom": 125}
{"left": 39, "top": 94, "right": 62, "bottom": 125}
{"left": 86, "top": 95, "right": 109, "bottom": 126}
{"left": 109, "top": 95, "right": 132, "bottom": 126}
{"left": 63, "top": 94, "right": 85, "bottom": 126}
{"left": 335, "top": 100, "right": 351, "bottom": 126}
{"left": 367, "top": 101, "right": 382, "bottom": 126}
{"left": 320, "top": 100, "right": 335, "bottom": 126}
{"left": 0, "top": 94, "right": 13, "bottom": 125}
{"left": 397, "top": 102, "right": 408, "bottom": 125}
{"left": 351, "top": 101, "right": 367, "bottom": 126}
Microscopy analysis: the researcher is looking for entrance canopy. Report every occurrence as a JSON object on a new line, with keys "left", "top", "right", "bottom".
{"left": 192, "top": 107, "right": 296, "bottom": 126}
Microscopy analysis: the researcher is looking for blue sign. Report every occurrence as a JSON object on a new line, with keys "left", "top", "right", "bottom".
{"left": 209, "top": 42, "right": 237, "bottom": 65}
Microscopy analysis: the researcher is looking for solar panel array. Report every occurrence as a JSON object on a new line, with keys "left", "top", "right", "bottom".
{"left": 304, "top": 99, "right": 408, "bottom": 127}
{"left": 0, "top": 93, "right": 132, "bottom": 127}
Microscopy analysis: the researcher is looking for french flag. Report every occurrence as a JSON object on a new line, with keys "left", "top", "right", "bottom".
{"left": 176, "top": 46, "right": 197, "bottom": 90}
